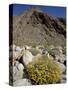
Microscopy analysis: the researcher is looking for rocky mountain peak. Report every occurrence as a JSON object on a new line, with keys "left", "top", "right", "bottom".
{"left": 10, "top": 7, "right": 66, "bottom": 47}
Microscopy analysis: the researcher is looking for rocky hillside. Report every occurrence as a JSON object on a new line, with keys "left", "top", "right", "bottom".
{"left": 9, "top": 44, "right": 66, "bottom": 86}
{"left": 9, "top": 7, "right": 66, "bottom": 47}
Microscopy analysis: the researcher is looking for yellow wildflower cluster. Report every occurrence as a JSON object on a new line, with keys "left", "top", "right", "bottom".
{"left": 26, "top": 55, "right": 61, "bottom": 84}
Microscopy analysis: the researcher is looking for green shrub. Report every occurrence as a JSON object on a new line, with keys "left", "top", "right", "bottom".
{"left": 32, "top": 44, "right": 37, "bottom": 48}
{"left": 29, "top": 48, "right": 40, "bottom": 56}
{"left": 26, "top": 55, "right": 61, "bottom": 85}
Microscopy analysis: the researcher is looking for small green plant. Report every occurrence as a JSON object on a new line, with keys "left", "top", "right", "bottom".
{"left": 32, "top": 44, "right": 37, "bottom": 48}
{"left": 26, "top": 55, "right": 61, "bottom": 84}
{"left": 29, "top": 48, "right": 40, "bottom": 56}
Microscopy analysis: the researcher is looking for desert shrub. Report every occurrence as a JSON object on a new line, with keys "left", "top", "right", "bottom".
{"left": 29, "top": 48, "right": 40, "bottom": 56}
{"left": 26, "top": 55, "right": 61, "bottom": 84}
{"left": 32, "top": 44, "right": 37, "bottom": 48}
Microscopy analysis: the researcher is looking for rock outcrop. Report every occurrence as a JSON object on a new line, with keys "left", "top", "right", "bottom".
{"left": 13, "top": 79, "right": 31, "bottom": 86}
{"left": 23, "top": 49, "right": 34, "bottom": 65}
{"left": 9, "top": 61, "right": 24, "bottom": 82}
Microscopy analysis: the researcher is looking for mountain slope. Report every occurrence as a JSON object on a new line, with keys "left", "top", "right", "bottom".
{"left": 9, "top": 8, "right": 66, "bottom": 47}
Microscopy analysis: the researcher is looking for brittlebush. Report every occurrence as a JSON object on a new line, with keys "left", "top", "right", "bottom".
{"left": 26, "top": 55, "right": 61, "bottom": 85}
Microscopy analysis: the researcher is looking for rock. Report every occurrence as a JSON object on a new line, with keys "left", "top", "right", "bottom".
{"left": 56, "top": 62, "right": 66, "bottom": 74}
{"left": 9, "top": 45, "right": 23, "bottom": 60}
{"left": 49, "top": 48, "right": 66, "bottom": 64}
{"left": 9, "top": 50, "right": 22, "bottom": 61}
{"left": 60, "top": 75, "right": 66, "bottom": 83}
{"left": 9, "top": 59, "right": 16, "bottom": 66}
{"left": 15, "top": 46, "right": 22, "bottom": 52}
{"left": 36, "top": 46, "right": 48, "bottom": 55}
{"left": 55, "top": 54, "right": 66, "bottom": 64}
{"left": 25, "top": 45, "right": 32, "bottom": 50}
{"left": 13, "top": 63, "right": 24, "bottom": 80}
{"left": 49, "top": 45, "right": 55, "bottom": 50}
{"left": 49, "top": 48, "right": 60, "bottom": 59}
{"left": 48, "top": 55, "right": 54, "bottom": 60}
{"left": 47, "top": 53, "right": 50, "bottom": 58}
{"left": 13, "top": 79, "right": 31, "bottom": 86}
{"left": 13, "top": 51, "right": 22, "bottom": 60}
{"left": 56, "top": 46, "right": 63, "bottom": 54}
{"left": 41, "top": 48, "right": 48, "bottom": 55}
{"left": 61, "top": 74, "right": 66, "bottom": 80}
{"left": 10, "top": 61, "right": 24, "bottom": 81}
{"left": 17, "top": 63, "right": 24, "bottom": 71}
{"left": 23, "top": 50, "right": 34, "bottom": 65}
{"left": 15, "top": 60, "right": 19, "bottom": 66}
{"left": 60, "top": 79, "right": 66, "bottom": 83}
{"left": 13, "top": 70, "right": 24, "bottom": 82}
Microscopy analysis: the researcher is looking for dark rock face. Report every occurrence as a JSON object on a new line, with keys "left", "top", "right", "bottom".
{"left": 9, "top": 8, "right": 66, "bottom": 47}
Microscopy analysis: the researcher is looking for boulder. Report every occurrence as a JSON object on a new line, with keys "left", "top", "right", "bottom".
{"left": 49, "top": 48, "right": 60, "bottom": 59}
{"left": 48, "top": 54, "right": 54, "bottom": 60}
{"left": 25, "top": 45, "right": 32, "bottom": 50}
{"left": 13, "top": 51, "right": 22, "bottom": 60}
{"left": 42, "top": 49, "right": 48, "bottom": 55}
{"left": 61, "top": 74, "right": 66, "bottom": 80}
{"left": 9, "top": 49, "right": 22, "bottom": 60}
{"left": 56, "top": 46, "right": 63, "bottom": 54}
{"left": 17, "top": 63, "right": 24, "bottom": 71}
{"left": 60, "top": 79, "right": 66, "bottom": 83}
{"left": 55, "top": 54, "right": 66, "bottom": 64}
{"left": 10, "top": 61, "right": 24, "bottom": 81}
{"left": 23, "top": 50, "right": 34, "bottom": 65}
{"left": 9, "top": 59, "right": 17, "bottom": 66}
{"left": 60, "top": 74, "right": 66, "bottom": 83}
{"left": 13, "top": 79, "right": 31, "bottom": 86}
{"left": 15, "top": 46, "right": 22, "bottom": 52}
{"left": 49, "top": 45, "right": 55, "bottom": 50}
{"left": 9, "top": 45, "right": 23, "bottom": 60}
{"left": 56, "top": 62, "right": 66, "bottom": 74}
{"left": 49, "top": 48, "right": 66, "bottom": 64}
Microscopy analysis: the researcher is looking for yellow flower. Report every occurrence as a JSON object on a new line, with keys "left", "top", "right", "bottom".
{"left": 26, "top": 55, "right": 61, "bottom": 84}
